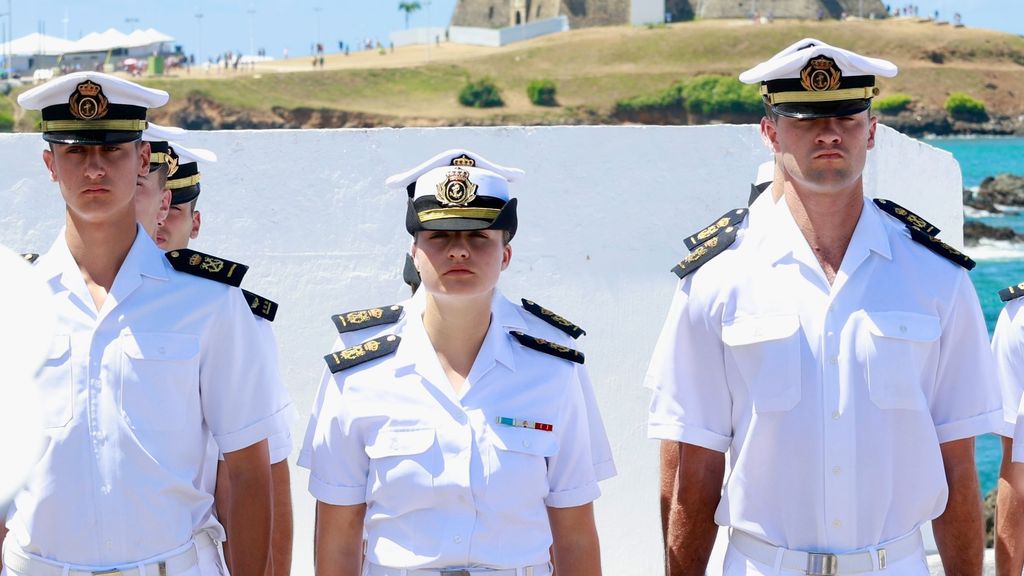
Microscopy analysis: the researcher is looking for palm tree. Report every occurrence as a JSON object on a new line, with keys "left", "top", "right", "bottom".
{"left": 398, "top": 1, "right": 422, "bottom": 29}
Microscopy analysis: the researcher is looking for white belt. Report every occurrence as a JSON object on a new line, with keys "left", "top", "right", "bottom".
{"left": 3, "top": 532, "right": 214, "bottom": 576}
{"left": 365, "top": 563, "right": 551, "bottom": 576}
{"left": 730, "top": 529, "right": 923, "bottom": 575}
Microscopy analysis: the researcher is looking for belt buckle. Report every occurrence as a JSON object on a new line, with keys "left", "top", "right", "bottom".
{"left": 806, "top": 552, "right": 838, "bottom": 576}
{"left": 440, "top": 571, "right": 471, "bottom": 576}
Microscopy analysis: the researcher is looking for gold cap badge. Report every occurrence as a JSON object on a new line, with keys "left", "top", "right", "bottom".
{"left": 435, "top": 167, "right": 478, "bottom": 206}
{"left": 450, "top": 154, "right": 476, "bottom": 167}
{"left": 69, "top": 80, "right": 109, "bottom": 121}
{"left": 800, "top": 56, "right": 842, "bottom": 92}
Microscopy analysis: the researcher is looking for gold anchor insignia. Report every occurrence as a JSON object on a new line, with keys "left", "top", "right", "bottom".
{"left": 166, "top": 148, "right": 179, "bottom": 177}
{"left": 800, "top": 56, "right": 842, "bottom": 92}
{"left": 347, "top": 310, "right": 370, "bottom": 324}
{"left": 69, "top": 80, "right": 109, "bottom": 120}
{"left": 683, "top": 236, "right": 718, "bottom": 264}
{"left": 341, "top": 346, "right": 366, "bottom": 360}
{"left": 200, "top": 257, "right": 224, "bottom": 273}
{"left": 544, "top": 309, "right": 573, "bottom": 327}
{"left": 435, "top": 168, "right": 478, "bottom": 206}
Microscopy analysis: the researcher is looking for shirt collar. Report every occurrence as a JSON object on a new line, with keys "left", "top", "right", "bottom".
{"left": 762, "top": 193, "right": 891, "bottom": 267}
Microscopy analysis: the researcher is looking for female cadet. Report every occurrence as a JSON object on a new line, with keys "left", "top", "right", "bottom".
{"left": 305, "top": 149, "right": 614, "bottom": 576}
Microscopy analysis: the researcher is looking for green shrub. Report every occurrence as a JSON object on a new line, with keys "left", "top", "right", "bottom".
{"left": 944, "top": 92, "right": 988, "bottom": 122}
{"left": 679, "top": 75, "right": 762, "bottom": 116}
{"left": 0, "top": 111, "right": 12, "bottom": 132}
{"left": 458, "top": 77, "right": 504, "bottom": 108}
{"left": 614, "top": 75, "right": 761, "bottom": 117}
{"left": 874, "top": 93, "right": 913, "bottom": 114}
{"left": 526, "top": 79, "right": 557, "bottom": 106}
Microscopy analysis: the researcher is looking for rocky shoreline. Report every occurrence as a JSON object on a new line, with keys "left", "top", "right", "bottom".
{"left": 964, "top": 174, "right": 1024, "bottom": 246}
{"left": 881, "top": 109, "right": 1024, "bottom": 138}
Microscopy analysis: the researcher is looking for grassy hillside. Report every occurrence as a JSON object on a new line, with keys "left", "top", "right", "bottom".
{"left": 7, "top": 18, "right": 1024, "bottom": 129}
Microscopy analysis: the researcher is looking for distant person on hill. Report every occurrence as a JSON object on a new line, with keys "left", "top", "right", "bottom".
{"left": 647, "top": 38, "right": 999, "bottom": 575}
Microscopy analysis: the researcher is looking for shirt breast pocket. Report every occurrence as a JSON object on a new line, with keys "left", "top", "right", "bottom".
{"left": 862, "top": 311, "right": 940, "bottom": 411}
{"left": 120, "top": 333, "right": 199, "bottom": 431}
{"left": 364, "top": 427, "right": 438, "bottom": 492}
{"left": 37, "top": 335, "right": 73, "bottom": 429}
{"left": 722, "top": 315, "right": 802, "bottom": 413}
{"left": 487, "top": 425, "right": 559, "bottom": 498}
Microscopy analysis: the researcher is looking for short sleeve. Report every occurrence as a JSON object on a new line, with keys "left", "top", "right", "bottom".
{"left": 297, "top": 362, "right": 337, "bottom": 469}
{"left": 306, "top": 371, "right": 370, "bottom": 505}
{"left": 544, "top": 365, "right": 602, "bottom": 508}
{"left": 992, "top": 301, "right": 1024, "bottom": 439}
{"left": 575, "top": 366, "right": 617, "bottom": 482}
{"left": 201, "top": 289, "right": 290, "bottom": 454}
{"left": 930, "top": 272, "right": 1003, "bottom": 443}
{"left": 645, "top": 280, "right": 733, "bottom": 453}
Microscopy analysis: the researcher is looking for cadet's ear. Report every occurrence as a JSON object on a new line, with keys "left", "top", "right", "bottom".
{"left": 42, "top": 149, "right": 57, "bottom": 182}
{"left": 138, "top": 141, "right": 151, "bottom": 177}
{"left": 866, "top": 115, "right": 878, "bottom": 151}
{"left": 760, "top": 117, "right": 780, "bottom": 154}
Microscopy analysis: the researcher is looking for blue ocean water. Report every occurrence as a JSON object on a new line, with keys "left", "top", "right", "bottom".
{"left": 925, "top": 137, "right": 1024, "bottom": 495}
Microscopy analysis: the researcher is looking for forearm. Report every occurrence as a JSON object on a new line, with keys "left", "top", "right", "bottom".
{"left": 224, "top": 442, "right": 273, "bottom": 576}
{"left": 271, "top": 461, "right": 294, "bottom": 576}
{"left": 997, "top": 437, "right": 1024, "bottom": 576}
{"left": 315, "top": 502, "right": 365, "bottom": 576}
{"left": 933, "top": 438, "right": 983, "bottom": 576}
{"left": 667, "top": 442, "right": 724, "bottom": 576}
{"left": 548, "top": 503, "right": 601, "bottom": 576}
{"left": 660, "top": 440, "right": 680, "bottom": 546}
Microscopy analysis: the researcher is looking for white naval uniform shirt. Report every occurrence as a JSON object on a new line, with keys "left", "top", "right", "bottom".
{"left": 647, "top": 195, "right": 1001, "bottom": 553}
{"left": 7, "top": 228, "right": 291, "bottom": 566}
{"left": 297, "top": 289, "right": 616, "bottom": 483}
{"left": 306, "top": 290, "right": 613, "bottom": 569}
{"left": 990, "top": 298, "right": 1024, "bottom": 462}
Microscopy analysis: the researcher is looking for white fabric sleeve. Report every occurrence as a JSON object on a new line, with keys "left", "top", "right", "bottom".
{"left": 575, "top": 361, "right": 616, "bottom": 482}
{"left": 307, "top": 371, "right": 370, "bottom": 505}
{"left": 930, "top": 272, "right": 1003, "bottom": 444}
{"left": 645, "top": 279, "right": 733, "bottom": 453}
{"left": 992, "top": 301, "right": 1024, "bottom": 439}
{"left": 297, "top": 341, "right": 341, "bottom": 469}
{"left": 544, "top": 365, "right": 601, "bottom": 508}
{"left": 202, "top": 288, "right": 290, "bottom": 453}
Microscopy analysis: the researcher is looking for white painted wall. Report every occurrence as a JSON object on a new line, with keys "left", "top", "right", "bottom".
{"left": 631, "top": 0, "right": 667, "bottom": 25}
{"left": 0, "top": 125, "right": 962, "bottom": 575}
{"left": 389, "top": 27, "right": 448, "bottom": 48}
{"left": 450, "top": 16, "right": 569, "bottom": 47}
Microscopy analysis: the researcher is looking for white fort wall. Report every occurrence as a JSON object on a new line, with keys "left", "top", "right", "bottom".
{"left": 0, "top": 125, "right": 962, "bottom": 575}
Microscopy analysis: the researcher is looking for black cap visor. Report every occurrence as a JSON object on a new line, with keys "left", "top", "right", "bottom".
{"left": 772, "top": 98, "right": 872, "bottom": 119}
{"left": 170, "top": 184, "right": 201, "bottom": 206}
{"left": 43, "top": 130, "right": 143, "bottom": 145}
{"left": 406, "top": 198, "right": 518, "bottom": 240}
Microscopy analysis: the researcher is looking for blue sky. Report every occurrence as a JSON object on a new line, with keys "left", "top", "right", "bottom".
{"left": 1, "top": 0, "right": 1020, "bottom": 61}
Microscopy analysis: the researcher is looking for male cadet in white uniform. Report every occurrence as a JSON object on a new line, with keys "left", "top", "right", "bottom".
{"left": 134, "top": 123, "right": 184, "bottom": 238}
{"left": 156, "top": 143, "right": 295, "bottom": 576}
{"left": 6, "top": 72, "right": 288, "bottom": 576}
{"left": 646, "top": 40, "right": 1001, "bottom": 575}
{"left": 990, "top": 280, "right": 1024, "bottom": 575}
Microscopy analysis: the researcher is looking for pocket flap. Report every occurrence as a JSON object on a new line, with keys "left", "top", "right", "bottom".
{"left": 121, "top": 333, "right": 200, "bottom": 360}
{"left": 722, "top": 315, "right": 800, "bottom": 347}
{"left": 365, "top": 427, "right": 436, "bottom": 458}
{"left": 865, "top": 312, "right": 941, "bottom": 342}
{"left": 490, "top": 425, "right": 559, "bottom": 457}
{"left": 47, "top": 335, "right": 71, "bottom": 360}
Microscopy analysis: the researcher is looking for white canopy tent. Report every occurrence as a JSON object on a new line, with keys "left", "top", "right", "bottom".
{"left": 0, "top": 28, "right": 176, "bottom": 74}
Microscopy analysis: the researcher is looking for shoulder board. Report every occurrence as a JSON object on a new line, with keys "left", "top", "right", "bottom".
{"left": 332, "top": 305, "right": 404, "bottom": 333}
{"left": 165, "top": 249, "right": 248, "bottom": 287}
{"left": 520, "top": 299, "right": 585, "bottom": 339}
{"left": 908, "top": 227, "right": 975, "bottom": 271}
{"left": 509, "top": 331, "right": 584, "bottom": 364}
{"left": 20, "top": 253, "right": 39, "bottom": 264}
{"left": 873, "top": 198, "right": 939, "bottom": 236}
{"left": 998, "top": 281, "right": 1024, "bottom": 302}
{"left": 684, "top": 208, "right": 748, "bottom": 250}
{"left": 323, "top": 335, "right": 401, "bottom": 374}
{"left": 671, "top": 226, "right": 738, "bottom": 279}
{"left": 241, "top": 289, "right": 278, "bottom": 322}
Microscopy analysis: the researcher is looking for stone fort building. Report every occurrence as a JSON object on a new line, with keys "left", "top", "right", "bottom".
{"left": 452, "top": 0, "right": 888, "bottom": 28}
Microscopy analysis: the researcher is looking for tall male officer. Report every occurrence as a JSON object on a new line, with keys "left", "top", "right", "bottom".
{"left": 647, "top": 40, "right": 1001, "bottom": 575}
{"left": 155, "top": 142, "right": 295, "bottom": 576}
{"left": 6, "top": 72, "right": 288, "bottom": 576}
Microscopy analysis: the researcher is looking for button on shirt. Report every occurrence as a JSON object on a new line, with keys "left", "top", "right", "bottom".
{"left": 10, "top": 228, "right": 291, "bottom": 566}
{"left": 306, "top": 291, "right": 613, "bottom": 569}
{"left": 646, "top": 196, "right": 1000, "bottom": 553}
